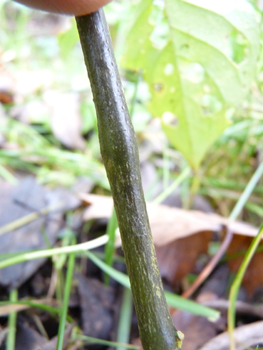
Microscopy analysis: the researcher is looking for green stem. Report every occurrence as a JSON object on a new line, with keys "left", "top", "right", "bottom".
{"left": 56, "top": 250, "right": 75, "bottom": 350}
{"left": 76, "top": 10, "right": 182, "bottom": 350}
{"left": 7, "top": 289, "right": 18, "bottom": 350}
{"left": 228, "top": 225, "right": 263, "bottom": 350}
{"left": 229, "top": 161, "right": 263, "bottom": 220}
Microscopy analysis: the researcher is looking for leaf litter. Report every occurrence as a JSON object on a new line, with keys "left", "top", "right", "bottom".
{"left": 0, "top": 177, "right": 262, "bottom": 349}
{"left": 81, "top": 193, "right": 263, "bottom": 350}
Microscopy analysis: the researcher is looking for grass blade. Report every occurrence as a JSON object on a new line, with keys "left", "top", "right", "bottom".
{"left": 56, "top": 249, "right": 75, "bottom": 350}
{"left": 73, "top": 333, "right": 139, "bottom": 349}
{"left": 228, "top": 225, "right": 263, "bottom": 350}
{"left": 86, "top": 251, "right": 220, "bottom": 320}
{"left": 6, "top": 289, "right": 18, "bottom": 350}
{"left": 229, "top": 161, "right": 263, "bottom": 220}
{"left": 0, "top": 235, "right": 108, "bottom": 269}
{"left": 117, "top": 287, "right": 133, "bottom": 350}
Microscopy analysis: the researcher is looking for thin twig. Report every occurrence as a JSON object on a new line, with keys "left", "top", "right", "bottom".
{"left": 182, "top": 226, "right": 233, "bottom": 299}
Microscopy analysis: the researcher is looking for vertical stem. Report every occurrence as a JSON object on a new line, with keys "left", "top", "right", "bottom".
{"left": 56, "top": 250, "right": 75, "bottom": 350}
{"left": 7, "top": 289, "right": 18, "bottom": 350}
{"left": 76, "top": 10, "right": 182, "bottom": 350}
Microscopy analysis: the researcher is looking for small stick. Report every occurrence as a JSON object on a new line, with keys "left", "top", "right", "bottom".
{"left": 182, "top": 226, "right": 233, "bottom": 299}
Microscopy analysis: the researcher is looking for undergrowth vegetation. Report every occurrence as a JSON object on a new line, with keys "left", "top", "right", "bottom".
{"left": 0, "top": 0, "right": 263, "bottom": 349}
{"left": 0, "top": 0, "right": 262, "bottom": 220}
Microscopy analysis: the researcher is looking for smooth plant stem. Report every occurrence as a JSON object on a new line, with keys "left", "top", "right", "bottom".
{"left": 0, "top": 235, "right": 108, "bottom": 270}
{"left": 56, "top": 251, "right": 75, "bottom": 350}
{"left": 229, "top": 161, "right": 263, "bottom": 220}
{"left": 76, "top": 10, "right": 182, "bottom": 350}
{"left": 228, "top": 225, "right": 263, "bottom": 350}
{"left": 6, "top": 289, "right": 18, "bottom": 350}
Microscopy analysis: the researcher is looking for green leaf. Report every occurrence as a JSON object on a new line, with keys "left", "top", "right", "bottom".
{"left": 58, "top": 19, "right": 79, "bottom": 59}
{"left": 121, "top": 0, "right": 260, "bottom": 169}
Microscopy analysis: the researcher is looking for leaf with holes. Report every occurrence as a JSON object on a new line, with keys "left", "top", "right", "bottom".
{"left": 121, "top": 0, "right": 260, "bottom": 169}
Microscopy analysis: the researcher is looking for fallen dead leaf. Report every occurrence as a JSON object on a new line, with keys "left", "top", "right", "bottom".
{"left": 80, "top": 194, "right": 259, "bottom": 245}
{"left": 77, "top": 274, "right": 115, "bottom": 341}
{"left": 0, "top": 90, "right": 13, "bottom": 104}
{"left": 0, "top": 304, "right": 31, "bottom": 316}
{"left": 39, "top": 323, "right": 74, "bottom": 350}
{"left": 0, "top": 177, "right": 81, "bottom": 289}
{"left": 199, "top": 321, "right": 263, "bottom": 350}
{"left": 155, "top": 231, "right": 212, "bottom": 285}
{"left": 15, "top": 321, "right": 47, "bottom": 350}
{"left": 80, "top": 193, "right": 260, "bottom": 286}
{"left": 226, "top": 234, "right": 263, "bottom": 298}
{"left": 0, "top": 299, "right": 54, "bottom": 317}
{"left": 172, "top": 310, "right": 217, "bottom": 350}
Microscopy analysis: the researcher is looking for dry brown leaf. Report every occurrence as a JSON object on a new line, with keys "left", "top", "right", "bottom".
{"left": 0, "top": 299, "right": 52, "bottom": 317}
{"left": 39, "top": 324, "right": 74, "bottom": 350}
{"left": 0, "top": 177, "right": 80, "bottom": 289}
{"left": 172, "top": 310, "right": 217, "bottom": 350}
{"left": 80, "top": 193, "right": 258, "bottom": 245}
{"left": 0, "top": 90, "right": 13, "bottom": 104}
{"left": 156, "top": 231, "right": 212, "bottom": 284}
{"left": 0, "top": 304, "right": 29, "bottom": 316}
{"left": 80, "top": 193, "right": 260, "bottom": 285}
{"left": 226, "top": 234, "right": 263, "bottom": 297}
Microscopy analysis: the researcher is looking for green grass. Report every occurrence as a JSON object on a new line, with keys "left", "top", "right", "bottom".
{"left": 6, "top": 289, "right": 18, "bottom": 350}
{"left": 0, "top": 235, "right": 108, "bottom": 270}
{"left": 228, "top": 225, "right": 263, "bottom": 350}
{"left": 56, "top": 240, "right": 76, "bottom": 350}
{"left": 116, "top": 288, "right": 133, "bottom": 350}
